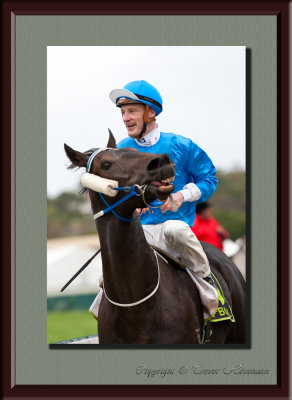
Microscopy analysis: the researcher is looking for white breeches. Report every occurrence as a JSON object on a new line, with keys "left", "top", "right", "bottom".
{"left": 142, "top": 220, "right": 211, "bottom": 278}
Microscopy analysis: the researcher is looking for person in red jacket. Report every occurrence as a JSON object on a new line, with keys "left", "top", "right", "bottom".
{"left": 191, "top": 202, "right": 229, "bottom": 251}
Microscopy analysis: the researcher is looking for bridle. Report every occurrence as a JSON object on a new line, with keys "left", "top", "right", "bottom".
{"left": 94, "top": 181, "right": 170, "bottom": 222}
{"left": 86, "top": 148, "right": 168, "bottom": 222}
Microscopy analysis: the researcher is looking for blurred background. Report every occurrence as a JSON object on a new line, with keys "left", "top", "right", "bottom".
{"left": 47, "top": 46, "right": 246, "bottom": 343}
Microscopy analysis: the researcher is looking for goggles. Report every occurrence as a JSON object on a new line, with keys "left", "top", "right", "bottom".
{"left": 116, "top": 97, "right": 142, "bottom": 106}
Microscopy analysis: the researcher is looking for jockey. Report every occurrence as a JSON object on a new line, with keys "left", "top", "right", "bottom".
{"left": 109, "top": 80, "right": 218, "bottom": 285}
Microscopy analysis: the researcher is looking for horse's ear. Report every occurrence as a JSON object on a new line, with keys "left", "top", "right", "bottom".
{"left": 64, "top": 143, "right": 88, "bottom": 168}
{"left": 107, "top": 129, "right": 117, "bottom": 148}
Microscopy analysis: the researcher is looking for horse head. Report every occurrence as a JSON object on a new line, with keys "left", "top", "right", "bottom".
{"left": 64, "top": 130, "right": 176, "bottom": 218}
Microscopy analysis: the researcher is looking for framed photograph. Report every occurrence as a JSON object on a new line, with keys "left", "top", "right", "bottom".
{"left": 47, "top": 44, "right": 246, "bottom": 347}
{"left": 2, "top": 0, "right": 290, "bottom": 398}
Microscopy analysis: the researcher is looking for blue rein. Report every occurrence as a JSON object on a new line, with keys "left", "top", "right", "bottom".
{"left": 93, "top": 186, "right": 142, "bottom": 222}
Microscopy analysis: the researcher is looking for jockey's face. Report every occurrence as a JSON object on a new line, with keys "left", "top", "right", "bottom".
{"left": 121, "top": 104, "right": 155, "bottom": 138}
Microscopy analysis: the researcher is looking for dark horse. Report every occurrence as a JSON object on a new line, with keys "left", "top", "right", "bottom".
{"left": 64, "top": 132, "right": 246, "bottom": 344}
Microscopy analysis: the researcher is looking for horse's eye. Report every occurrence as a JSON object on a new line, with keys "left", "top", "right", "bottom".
{"left": 101, "top": 161, "right": 112, "bottom": 170}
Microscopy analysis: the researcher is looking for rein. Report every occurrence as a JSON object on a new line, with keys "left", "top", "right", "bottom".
{"left": 93, "top": 183, "right": 172, "bottom": 222}
{"left": 93, "top": 184, "right": 146, "bottom": 222}
{"left": 103, "top": 249, "right": 160, "bottom": 307}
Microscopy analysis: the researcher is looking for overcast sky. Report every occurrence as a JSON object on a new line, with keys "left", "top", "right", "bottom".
{"left": 47, "top": 46, "right": 245, "bottom": 198}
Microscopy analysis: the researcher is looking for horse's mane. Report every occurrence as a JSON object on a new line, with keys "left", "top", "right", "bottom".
{"left": 67, "top": 147, "right": 99, "bottom": 196}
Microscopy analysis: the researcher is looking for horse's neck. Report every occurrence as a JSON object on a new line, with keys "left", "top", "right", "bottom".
{"left": 96, "top": 216, "right": 158, "bottom": 304}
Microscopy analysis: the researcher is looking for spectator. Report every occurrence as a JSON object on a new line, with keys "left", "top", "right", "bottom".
{"left": 191, "top": 202, "right": 229, "bottom": 251}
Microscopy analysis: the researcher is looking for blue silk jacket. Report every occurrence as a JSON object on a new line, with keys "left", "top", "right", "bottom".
{"left": 118, "top": 132, "right": 217, "bottom": 226}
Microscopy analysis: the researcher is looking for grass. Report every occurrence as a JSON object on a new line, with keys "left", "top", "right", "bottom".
{"left": 47, "top": 310, "right": 98, "bottom": 343}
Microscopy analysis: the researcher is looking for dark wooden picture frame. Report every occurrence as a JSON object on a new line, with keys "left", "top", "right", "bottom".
{"left": 2, "top": 1, "right": 290, "bottom": 398}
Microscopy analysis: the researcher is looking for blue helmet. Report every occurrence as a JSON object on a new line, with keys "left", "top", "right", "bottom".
{"left": 109, "top": 80, "right": 163, "bottom": 116}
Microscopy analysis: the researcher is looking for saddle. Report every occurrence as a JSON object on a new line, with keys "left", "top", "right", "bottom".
{"left": 149, "top": 244, "right": 188, "bottom": 270}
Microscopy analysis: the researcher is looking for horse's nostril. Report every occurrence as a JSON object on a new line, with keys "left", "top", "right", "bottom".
{"left": 147, "top": 158, "right": 161, "bottom": 171}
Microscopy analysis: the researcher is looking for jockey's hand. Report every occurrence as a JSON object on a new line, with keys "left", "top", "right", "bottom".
{"left": 160, "top": 192, "right": 184, "bottom": 213}
{"left": 136, "top": 208, "right": 149, "bottom": 215}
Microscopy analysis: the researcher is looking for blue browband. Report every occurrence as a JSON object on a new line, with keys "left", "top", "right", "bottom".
{"left": 86, "top": 148, "right": 109, "bottom": 173}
